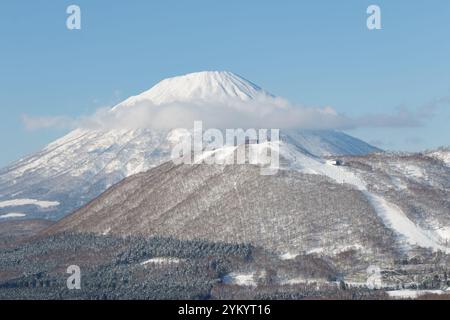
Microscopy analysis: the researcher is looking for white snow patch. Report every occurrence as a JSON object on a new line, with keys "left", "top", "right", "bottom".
{"left": 0, "top": 213, "right": 26, "bottom": 219}
{"left": 345, "top": 281, "right": 370, "bottom": 288}
{"left": 390, "top": 176, "right": 407, "bottom": 190}
{"left": 279, "top": 252, "right": 299, "bottom": 260}
{"left": 140, "top": 257, "right": 182, "bottom": 266}
{"left": 307, "top": 248, "right": 325, "bottom": 255}
{"left": 194, "top": 145, "right": 238, "bottom": 164}
{"left": 223, "top": 272, "right": 256, "bottom": 287}
{"left": 435, "top": 226, "right": 450, "bottom": 242}
{"left": 0, "top": 199, "right": 59, "bottom": 209}
{"left": 281, "top": 277, "right": 321, "bottom": 285}
{"left": 280, "top": 142, "right": 366, "bottom": 188}
{"left": 394, "top": 164, "right": 425, "bottom": 179}
{"left": 387, "top": 289, "right": 448, "bottom": 299}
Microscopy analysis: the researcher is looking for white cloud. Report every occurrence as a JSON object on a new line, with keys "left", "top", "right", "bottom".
{"left": 78, "top": 98, "right": 355, "bottom": 131}
{"left": 21, "top": 94, "right": 446, "bottom": 132}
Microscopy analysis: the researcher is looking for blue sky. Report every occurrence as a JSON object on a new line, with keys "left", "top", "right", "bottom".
{"left": 0, "top": 0, "right": 449, "bottom": 167}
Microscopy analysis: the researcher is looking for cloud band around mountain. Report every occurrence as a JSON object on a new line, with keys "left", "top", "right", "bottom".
{"left": 21, "top": 96, "right": 436, "bottom": 132}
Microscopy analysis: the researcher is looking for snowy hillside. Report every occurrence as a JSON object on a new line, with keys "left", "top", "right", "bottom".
{"left": 46, "top": 140, "right": 450, "bottom": 257}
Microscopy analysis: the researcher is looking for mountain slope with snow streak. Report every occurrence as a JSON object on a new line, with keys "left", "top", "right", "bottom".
{"left": 278, "top": 142, "right": 450, "bottom": 253}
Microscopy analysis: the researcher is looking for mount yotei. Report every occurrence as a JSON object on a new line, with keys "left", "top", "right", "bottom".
{"left": 0, "top": 71, "right": 379, "bottom": 221}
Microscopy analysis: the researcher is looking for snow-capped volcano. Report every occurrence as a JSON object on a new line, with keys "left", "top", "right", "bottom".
{"left": 0, "top": 71, "right": 379, "bottom": 220}
{"left": 113, "top": 71, "right": 274, "bottom": 108}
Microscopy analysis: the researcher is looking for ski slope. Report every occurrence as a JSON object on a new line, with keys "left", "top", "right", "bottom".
{"left": 279, "top": 142, "right": 450, "bottom": 253}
